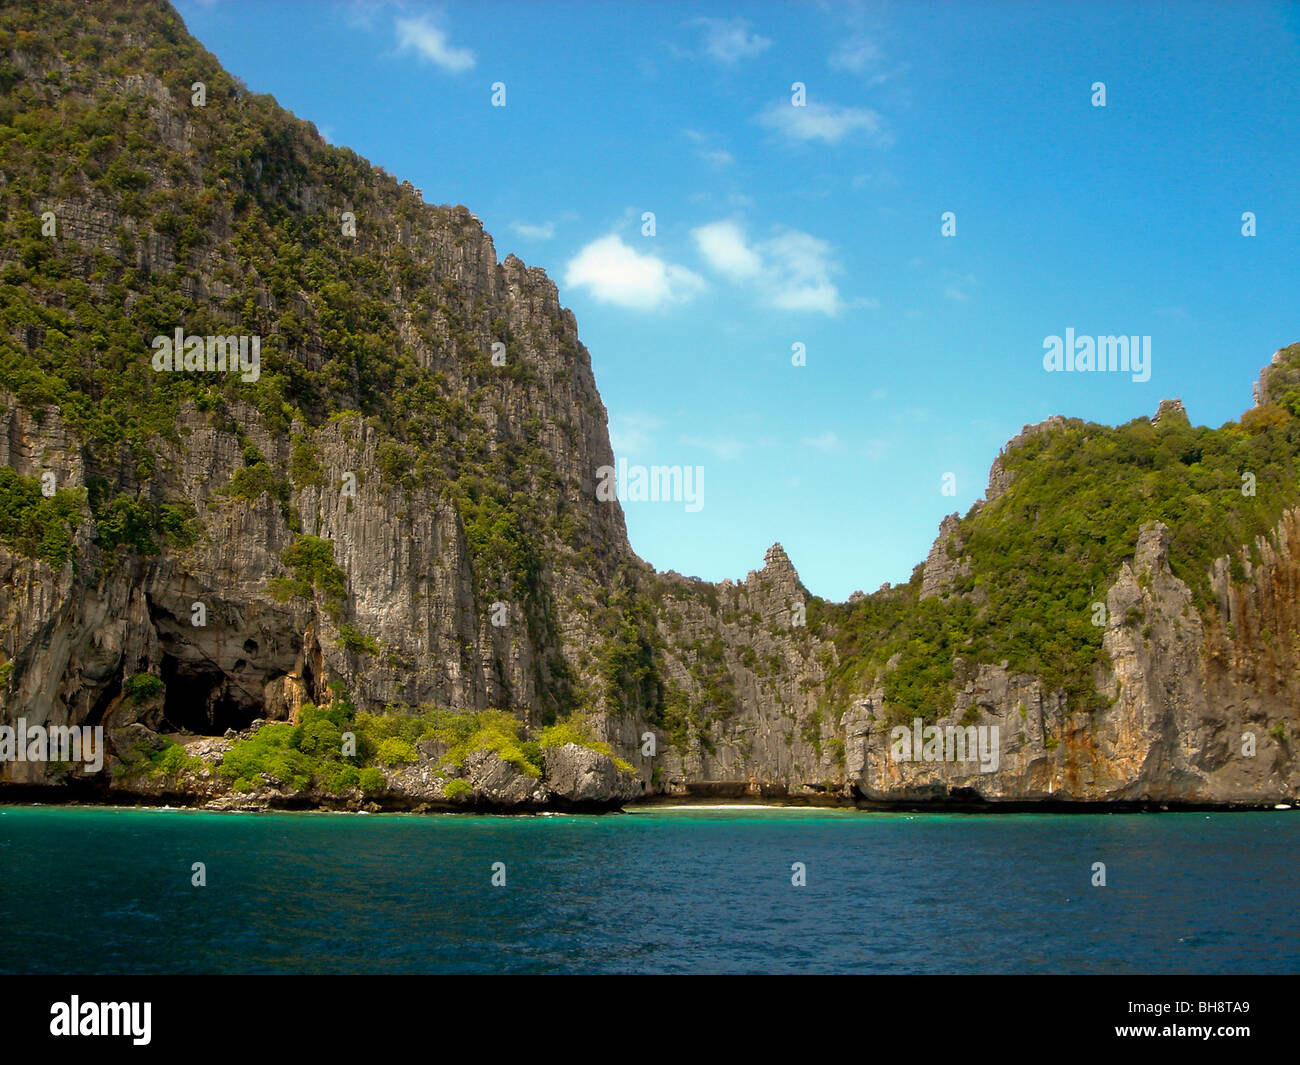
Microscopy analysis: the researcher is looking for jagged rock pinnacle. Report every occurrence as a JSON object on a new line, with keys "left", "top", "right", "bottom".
{"left": 1152, "top": 398, "right": 1188, "bottom": 427}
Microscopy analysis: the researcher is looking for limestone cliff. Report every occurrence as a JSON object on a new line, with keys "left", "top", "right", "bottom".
{"left": 0, "top": 0, "right": 1296, "bottom": 810}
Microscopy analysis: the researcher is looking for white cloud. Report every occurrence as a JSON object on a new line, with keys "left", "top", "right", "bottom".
{"left": 830, "top": 34, "right": 909, "bottom": 87}
{"left": 802, "top": 430, "right": 841, "bottom": 453}
{"left": 689, "top": 17, "right": 771, "bottom": 63}
{"left": 683, "top": 130, "right": 735, "bottom": 167}
{"left": 395, "top": 16, "right": 475, "bottom": 73}
{"left": 830, "top": 35, "right": 882, "bottom": 73}
{"left": 564, "top": 234, "right": 706, "bottom": 310}
{"left": 757, "top": 100, "right": 889, "bottom": 146}
{"left": 773, "top": 284, "right": 840, "bottom": 314}
{"left": 761, "top": 230, "right": 843, "bottom": 314}
{"left": 681, "top": 434, "right": 747, "bottom": 460}
{"left": 609, "top": 413, "right": 662, "bottom": 455}
{"left": 511, "top": 220, "right": 555, "bottom": 240}
{"left": 689, "top": 221, "right": 847, "bottom": 315}
{"left": 692, "top": 221, "right": 762, "bottom": 281}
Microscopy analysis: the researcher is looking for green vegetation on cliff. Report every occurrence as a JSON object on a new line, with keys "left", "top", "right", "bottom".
{"left": 208, "top": 699, "right": 633, "bottom": 795}
{"left": 4, "top": 0, "right": 1300, "bottom": 788}
{"left": 816, "top": 345, "right": 1300, "bottom": 723}
{"left": 0, "top": 0, "right": 617, "bottom": 725}
{"left": 0, "top": 466, "right": 84, "bottom": 568}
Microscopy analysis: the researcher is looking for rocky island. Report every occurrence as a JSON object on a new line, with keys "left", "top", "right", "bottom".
{"left": 1, "top": 0, "right": 1297, "bottom": 813}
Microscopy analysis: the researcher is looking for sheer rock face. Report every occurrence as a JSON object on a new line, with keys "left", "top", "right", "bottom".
{"left": 0, "top": 13, "right": 634, "bottom": 788}
{"left": 1, "top": 2, "right": 1297, "bottom": 808}
{"left": 839, "top": 515, "right": 1299, "bottom": 804}
{"left": 615, "top": 544, "right": 844, "bottom": 798}
{"left": 919, "top": 514, "right": 969, "bottom": 600}
{"left": 1254, "top": 343, "right": 1300, "bottom": 407}
{"left": 2, "top": 273, "right": 1296, "bottom": 810}
{"left": 0, "top": 214, "right": 634, "bottom": 789}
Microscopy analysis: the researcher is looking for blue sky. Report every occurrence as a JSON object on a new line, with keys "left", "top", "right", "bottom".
{"left": 175, "top": 0, "right": 1300, "bottom": 600}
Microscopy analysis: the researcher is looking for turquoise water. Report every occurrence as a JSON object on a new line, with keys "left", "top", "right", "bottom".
{"left": 0, "top": 804, "right": 1296, "bottom": 974}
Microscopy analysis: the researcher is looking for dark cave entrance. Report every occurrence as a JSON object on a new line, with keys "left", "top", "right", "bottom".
{"left": 159, "top": 653, "right": 260, "bottom": 735}
{"left": 85, "top": 673, "right": 122, "bottom": 729}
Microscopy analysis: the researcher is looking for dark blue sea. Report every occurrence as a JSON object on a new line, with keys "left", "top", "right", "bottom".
{"left": 1, "top": 805, "right": 1296, "bottom": 974}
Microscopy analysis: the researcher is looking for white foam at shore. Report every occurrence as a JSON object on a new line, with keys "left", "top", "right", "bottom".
{"left": 628, "top": 803, "right": 831, "bottom": 812}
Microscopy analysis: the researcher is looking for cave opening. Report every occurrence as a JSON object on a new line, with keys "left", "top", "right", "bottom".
{"left": 85, "top": 673, "right": 122, "bottom": 729}
{"left": 159, "top": 653, "right": 260, "bottom": 735}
